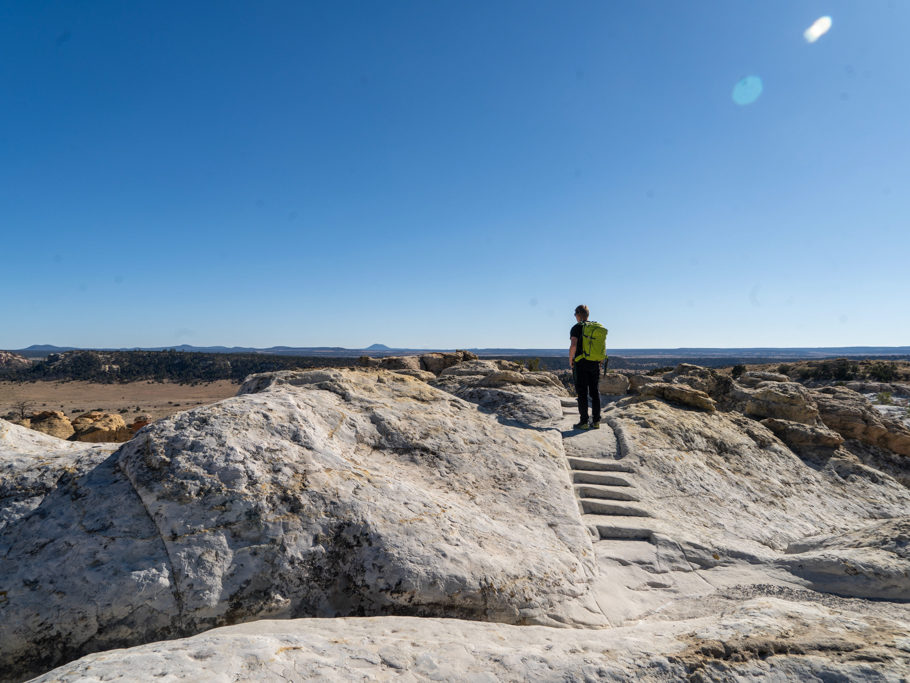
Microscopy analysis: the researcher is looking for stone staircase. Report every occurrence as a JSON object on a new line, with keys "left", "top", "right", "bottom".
{"left": 560, "top": 399, "right": 657, "bottom": 542}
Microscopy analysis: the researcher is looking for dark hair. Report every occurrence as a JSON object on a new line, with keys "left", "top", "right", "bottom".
{"left": 574, "top": 305, "right": 589, "bottom": 321}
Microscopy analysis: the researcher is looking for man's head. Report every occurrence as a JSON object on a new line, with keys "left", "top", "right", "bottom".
{"left": 574, "top": 305, "right": 589, "bottom": 322}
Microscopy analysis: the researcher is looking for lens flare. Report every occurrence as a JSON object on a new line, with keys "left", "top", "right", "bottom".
{"left": 732, "top": 75, "right": 763, "bottom": 106}
{"left": 804, "top": 16, "right": 832, "bottom": 43}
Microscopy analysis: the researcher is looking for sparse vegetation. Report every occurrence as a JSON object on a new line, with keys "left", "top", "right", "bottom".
{"left": 731, "top": 364, "right": 746, "bottom": 379}
{"left": 797, "top": 358, "right": 859, "bottom": 381}
{"left": 869, "top": 362, "right": 896, "bottom": 382}
{"left": 876, "top": 391, "right": 893, "bottom": 405}
{"left": 0, "top": 349, "right": 357, "bottom": 384}
{"left": 777, "top": 364, "right": 791, "bottom": 375}
{"left": 11, "top": 400, "right": 35, "bottom": 421}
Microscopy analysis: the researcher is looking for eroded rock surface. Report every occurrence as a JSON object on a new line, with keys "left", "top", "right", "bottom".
{"left": 0, "top": 421, "right": 117, "bottom": 532}
{"left": 604, "top": 399, "right": 910, "bottom": 561}
{"left": 815, "top": 386, "right": 910, "bottom": 458}
{"left": 33, "top": 597, "right": 910, "bottom": 682}
{"left": 428, "top": 360, "right": 570, "bottom": 426}
{"left": 5, "top": 361, "right": 910, "bottom": 682}
{"left": 0, "top": 369, "right": 602, "bottom": 680}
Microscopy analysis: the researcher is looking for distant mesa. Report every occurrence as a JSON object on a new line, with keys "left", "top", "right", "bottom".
{"left": 365, "top": 344, "right": 391, "bottom": 351}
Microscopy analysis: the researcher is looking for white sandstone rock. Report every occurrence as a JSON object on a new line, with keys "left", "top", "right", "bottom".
{"left": 0, "top": 370, "right": 603, "bottom": 680}
{"left": 0, "top": 420, "right": 117, "bottom": 532}
{"left": 33, "top": 597, "right": 910, "bottom": 681}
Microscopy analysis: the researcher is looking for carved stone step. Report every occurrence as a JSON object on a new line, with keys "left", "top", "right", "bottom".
{"left": 582, "top": 515, "right": 655, "bottom": 540}
{"left": 572, "top": 471, "right": 633, "bottom": 486}
{"left": 574, "top": 484, "right": 639, "bottom": 502}
{"left": 579, "top": 499, "right": 652, "bottom": 516}
{"left": 567, "top": 456, "right": 633, "bottom": 473}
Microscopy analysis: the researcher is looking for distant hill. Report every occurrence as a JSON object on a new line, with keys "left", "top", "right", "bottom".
{"left": 10, "top": 343, "right": 910, "bottom": 363}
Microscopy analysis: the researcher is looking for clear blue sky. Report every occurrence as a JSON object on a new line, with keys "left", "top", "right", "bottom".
{"left": 2, "top": 1, "right": 908, "bottom": 350}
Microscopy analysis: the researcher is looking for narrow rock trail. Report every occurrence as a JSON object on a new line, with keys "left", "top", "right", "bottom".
{"left": 558, "top": 398, "right": 656, "bottom": 542}
{"left": 557, "top": 397, "right": 720, "bottom": 625}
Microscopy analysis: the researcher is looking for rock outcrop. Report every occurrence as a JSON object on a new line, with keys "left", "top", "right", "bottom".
{"left": 814, "top": 385, "right": 910, "bottom": 457}
{"left": 24, "top": 410, "right": 75, "bottom": 440}
{"left": 604, "top": 399, "right": 910, "bottom": 557}
{"left": 358, "top": 350, "right": 478, "bottom": 376}
{"left": 70, "top": 411, "right": 131, "bottom": 442}
{"left": 430, "top": 360, "right": 570, "bottom": 425}
{"left": 738, "top": 381, "right": 820, "bottom": 424}
{"left": 5, "top": 360, "right": 910, "bottom": 682}
{"left": 0, "top": 369, "right": 602, "bottom": 680}
{"left": 598, "top": 372, "right": 630, "bottom": 395}
{"left": 0, "top": 351, "right": 29, "bottom": 371}
{"left": 126, "top": 415, "right": 152, "bottom": 436}
{"left": 761, "top": 418, "right": 845, "bottom": 453}
{"left": 636, "top": 382, "right": 716, "bottom": 412}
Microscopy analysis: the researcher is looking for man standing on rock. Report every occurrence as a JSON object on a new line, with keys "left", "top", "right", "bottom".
{"left": 570, "top": 305, "right": 601, "bottom": 430}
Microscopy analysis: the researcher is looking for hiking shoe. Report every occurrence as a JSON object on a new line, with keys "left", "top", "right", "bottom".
{"left": 573, "top": 421, "right": 590, "bottom": 430}
{"left": 591, "top": 421, "right": 600, "bottom": 429}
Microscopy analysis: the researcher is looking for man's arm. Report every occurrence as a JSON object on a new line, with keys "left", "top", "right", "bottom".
{"left": 569, "top": 337, "right": 578, "bottom": 367}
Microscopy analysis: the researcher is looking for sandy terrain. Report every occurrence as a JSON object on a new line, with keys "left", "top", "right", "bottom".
{"left": 0, "top": 380, "right": 239, "bottom": 423}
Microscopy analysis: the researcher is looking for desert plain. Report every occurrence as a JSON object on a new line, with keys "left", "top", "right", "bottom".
{"left": 0, "top": 380, "right": 239, "bottom": 423}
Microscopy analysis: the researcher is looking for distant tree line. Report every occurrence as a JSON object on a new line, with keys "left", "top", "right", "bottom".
{"left": 792, "top": 358, "right": 907, "bottom": 383}
{"left": 0, "top": 350, "right": 357, "bottom": 384}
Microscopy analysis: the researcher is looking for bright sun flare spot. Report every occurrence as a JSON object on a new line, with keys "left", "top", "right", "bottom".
{"left": 804, "top": 16, "right": 832, "bottom": 43}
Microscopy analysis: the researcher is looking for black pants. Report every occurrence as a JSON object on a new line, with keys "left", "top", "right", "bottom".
{"left": 574, "top": 360, "right": 601, "bottom": 423}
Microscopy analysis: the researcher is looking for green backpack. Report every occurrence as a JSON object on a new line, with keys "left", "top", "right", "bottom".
{"left": 576, "top": 321, "right": 608, "bottom": 362}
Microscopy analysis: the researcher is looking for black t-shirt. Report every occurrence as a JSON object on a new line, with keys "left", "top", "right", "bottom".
{"left": 571, "top": 322, "right": 590, "bottom": 363}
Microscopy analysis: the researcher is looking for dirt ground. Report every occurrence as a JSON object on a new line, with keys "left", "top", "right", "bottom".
{"left": 0, "top": 380, "right": 240, "bottom": 423}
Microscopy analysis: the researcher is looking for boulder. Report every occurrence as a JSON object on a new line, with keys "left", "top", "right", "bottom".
{"left": 418, "top": 350, "right": 478, "bottom": 375}
{"left": 599, "top": 372, "right": 630, "bottom": 396}
{"left": 477, "top": 370, "right": 565, "bottom": 393}
{"left": 740, "top": 382, "right": 819, "bottom": 424}
{"left": 760, "top": 418, "right": 845, "bottom": 452}
{"left": 663, "top": 364, "right": 721, "bottom": 395}
{"left": 638, "top": 383, "right": 716, "bottom": 412}
{"left": 628, "top": 373, "right": 660, "bottom": 393}
{"left": 70, "top": 411, "right": 131, "bottom": 442}
{"left": 437, "top": 359, "right": 501, "bottom": 378}
{"left": 0, "top": 370, "right": 603, "bottom": 680}
{"left": 127, "top": 415, "right": 153, "bottom": 436}
{"left": 377, "top": 355, "right": 422, "bottom": 371}
{"left": 357, "top": 355, "right": 423, "bottom": 371}
{"left": 27, "top": 410, "right": 75, "bottom": 440}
